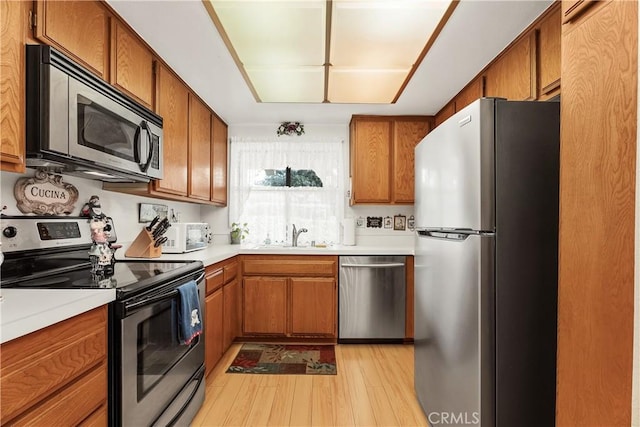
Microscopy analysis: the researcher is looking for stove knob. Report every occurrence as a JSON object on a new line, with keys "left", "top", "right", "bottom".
{"left": 3, "top": 226, "right": 17, "bottom": 239}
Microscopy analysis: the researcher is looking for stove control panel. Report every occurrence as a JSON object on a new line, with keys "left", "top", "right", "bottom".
{"left": 1, "top": 216, "right": 92, "bottom": 253}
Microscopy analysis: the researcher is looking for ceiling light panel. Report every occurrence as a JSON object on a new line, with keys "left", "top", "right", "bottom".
{"left": 207, "top": 0, "right": 454, "bottom": 104}
{"left": 328, "top": 68, "right": 409, "bottom": 103}
{"left": 212, "top": 0, "right": 326, "bottom": 66}
{"left": 330, "top": 0, "right": 452, "bottom": 68}
{"left": 247, "top": 66, "right": 325, "bottom": 102}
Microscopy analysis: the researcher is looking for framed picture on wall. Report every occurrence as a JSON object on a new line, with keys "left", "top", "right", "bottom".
{"left": 393, "top": 215, "right": 406, "bottom": 231}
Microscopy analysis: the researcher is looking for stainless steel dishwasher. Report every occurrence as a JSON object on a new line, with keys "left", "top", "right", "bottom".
{"left": 338, "top": 256, "right": 406, "bottom": 341}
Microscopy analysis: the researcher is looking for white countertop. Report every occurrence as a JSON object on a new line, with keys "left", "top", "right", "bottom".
{"left": 1, "top": 243, "right": 413, "bottom": 344}
{"left": 122, "top": 243, "right": 414, "bottom": 263}
{"left": 0, "top": 288, "right": 116, "bottom": 344}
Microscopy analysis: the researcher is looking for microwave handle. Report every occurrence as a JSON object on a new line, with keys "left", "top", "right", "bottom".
{"left": 134, "top": 120, "right": 154, "bottom": 173}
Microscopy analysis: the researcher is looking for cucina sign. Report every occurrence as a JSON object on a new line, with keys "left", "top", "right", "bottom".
{"left": 26, "top": 183, "right": 71, "bottom": 202}
{"left": 14, "top": 169, "right": 79, "bottom": 215}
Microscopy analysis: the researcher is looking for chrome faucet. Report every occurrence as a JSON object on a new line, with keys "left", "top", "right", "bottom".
{"left": 291, "top": 224, "right": 308, "bottom": 247}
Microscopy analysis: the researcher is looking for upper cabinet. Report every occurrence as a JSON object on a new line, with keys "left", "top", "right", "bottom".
{"left": 537, "top": 5, "right": 561, "bottom": 99}
{"left": 434, "top": 2, "right": 561, "bottom": 125}
{"left": 435, "top": 101, "right": 455, "bottom": 128}
{"left": 350, "top": 116, "right": 431, "bottom": 204}
{"left": 153, "top": 64, "right": 189, "bottom": 197}
{"left": 110, "top": 20, "right": 154, "bottom": 108}
{"left": 211, "top": 114, "right": 228, "bottom": 206}
{"left": 1, "top": 0, "right": 26, "bottom": 173}
{"left": 188, "top": 94, "right": 212, "bottom": 201}
{"left": 34, "top": 0, "right": 109, "bottom": 79}
{"left": 350, "top": 117, "right": 392, "bottom": 204}
{"left": 393, "top": 119, "right": 432, "bottom": 204}
{"left": 455, "top": 78, "right": 484, "bottom": 113}
{"left": 4, "top": 0, "right": 230, "bottom": 205}
{"left": 484, "top": 32, "right": 537, "bottom": 100}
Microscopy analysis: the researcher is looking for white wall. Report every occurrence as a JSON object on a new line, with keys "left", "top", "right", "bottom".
{"left": 0, "top": 169, "right": 200, "bottom": 249}
{"left": 206, "top": 122, "right": 415, "bottom": 247}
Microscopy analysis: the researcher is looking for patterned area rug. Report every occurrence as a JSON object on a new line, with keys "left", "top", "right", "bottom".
{"left": 226, "top": 344, "right": 337, "bottom": 375}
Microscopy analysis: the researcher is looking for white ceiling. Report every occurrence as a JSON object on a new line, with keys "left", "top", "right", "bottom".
{"left": 106, "top": 0, "right": 553, "bottom": 125}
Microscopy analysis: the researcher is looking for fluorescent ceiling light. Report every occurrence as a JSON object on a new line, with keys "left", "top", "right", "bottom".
{"left": 204, "top": 0, "right": 456, "bottom": 104}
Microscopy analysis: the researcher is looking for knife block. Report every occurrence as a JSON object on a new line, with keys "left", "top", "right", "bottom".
{"left": 125, "top": 229, "right": 162, "bottom": 258}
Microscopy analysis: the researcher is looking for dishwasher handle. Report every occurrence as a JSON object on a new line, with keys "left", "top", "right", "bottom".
{"left": 341, "top": 263, "right": 405, "bottom": 268}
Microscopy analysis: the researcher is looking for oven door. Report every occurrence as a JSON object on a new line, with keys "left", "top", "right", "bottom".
{"left": 68, "top": 75, "right": 162, "bottom": 180}
{"left": 116, "top": 274, "right": 205, "bottom": 426}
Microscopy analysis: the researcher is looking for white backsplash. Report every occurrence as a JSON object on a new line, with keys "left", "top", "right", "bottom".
{"left": 0, "top": 169, "right": 201, "bottom": 246}
{"left": 346, "top": 205, "right": 415, "bottom": 247}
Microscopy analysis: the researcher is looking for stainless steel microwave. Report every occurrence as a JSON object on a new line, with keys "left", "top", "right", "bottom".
{"left": 25, "top": 45, "right": 163, "bottom": 183}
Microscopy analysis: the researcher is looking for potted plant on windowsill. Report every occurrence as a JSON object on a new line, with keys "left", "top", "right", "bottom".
{"left": 230, "top": 222, "right": 249, "bottom": 244}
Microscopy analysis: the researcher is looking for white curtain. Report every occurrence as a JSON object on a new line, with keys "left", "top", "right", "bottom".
{"left": 229, "top": 137, "right": 343, "bottom": 245}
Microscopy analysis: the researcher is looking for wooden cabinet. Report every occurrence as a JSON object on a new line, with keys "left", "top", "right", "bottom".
{"left": 205, "top": 287, "right": 224, "bottom": 375}
{"left": 556, "top": 1, "right": 636, "bottom": 425}
{"left": 188, "top": 94, "right": 212, "bottom": 201}
{"left": 562, "top": 0, "right": 598, "bottom": 24}
{"left": 242, "top": 255, "right": 338, "bottom": 339}
{"left": 244, "top": 277, "right": 288, "bottom": 335}
{"left": 350, "top": 118, "right": 392, "bottom": 203}
{"left": 35, "top": 0, "right": 109, "bottom": 79}
{"left": 104, "top": 68, "right": 230, "bottom": 206}
{"left": 110, "top": 20, "right": 154, "bottom": 108}
{"left": 537, "top": 5, "right": 561, "bottom": 99}
{"left": 153, "top": 64, "right": 189, "bottom": 196}
{"left": 484, "top": 32, "right": 537, "bottom": 100}
{"left": 18, "top": 0, "right": 231, "bottom": 206}
{"left": 393, "top": 119, "right": 431, "bottom": 203}
{"left": 0, "top": 0, "right": 26, "bottom": 173}
{"left": 204, "top": 257, "right": 239, "bottom": 376}
{"left": 289, "top": 278, "right": 335, "bottom": 336}
{"left": 211, "top": 114, "right": 228, "bottom": 206}
{"left": 455, "top": 77, "right": 483, "bottom": 113}
{"left": 350, "top": 116, "right": 431, "bottom": 204}
{"left": 0, "top": 306, "right": 108, "bottom": 425}
{"left": 435, "top": 101, "right": 455, "bottom": 127}
{"left": 405, "top": 255, "right": 414, "bottom": 340}
{"left": 222, "top": 260, "right": 240, "bottom": 351}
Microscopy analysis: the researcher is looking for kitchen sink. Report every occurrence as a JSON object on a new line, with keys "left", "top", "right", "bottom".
{"left": 250, "top": 243, "right": 332, "bottom": 250}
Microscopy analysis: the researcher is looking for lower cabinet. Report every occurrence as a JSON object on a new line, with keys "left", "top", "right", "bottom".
{"left": 243, "top": 277, "right": 287, "bottom": 335}
{"left": 0, "top": 306, "right": 108, "bottom": 426}
{"left": 222, "top": 277, "right": 241, "bottom": 349}
{"left": 205, "top": 288, "right": 224, "bottom": 375}
{"left": 289, "top": 278, "right": 336, "bottom": 336}
{"left": 204, "top": 257, "right": 239, "bottom": 376}
{"left": 242, "top": 255, "right": 338, "bottom": 339}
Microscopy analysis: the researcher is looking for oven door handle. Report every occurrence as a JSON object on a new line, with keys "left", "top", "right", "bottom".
{"left": 124, "top": 272, "right": 205, "bottom": 315}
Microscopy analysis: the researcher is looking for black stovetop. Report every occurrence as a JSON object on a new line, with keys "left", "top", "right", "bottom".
{"left": 0, "top": 248, "right": 203, "bottom": 299}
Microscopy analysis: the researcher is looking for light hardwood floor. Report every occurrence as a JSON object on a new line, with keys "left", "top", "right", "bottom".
{"left": 192, "top": 343, "right": 429, "bottom": 427}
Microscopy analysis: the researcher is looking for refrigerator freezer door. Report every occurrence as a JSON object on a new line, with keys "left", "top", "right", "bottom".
{"left": 414, "top": 231, "right": 495, "bottom": 427}
{"left": 414, "top": 99, "right": 495, "bottom": 231}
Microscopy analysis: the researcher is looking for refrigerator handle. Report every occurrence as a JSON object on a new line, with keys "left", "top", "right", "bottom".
{"left": 417, "top": 230, "right": 469, "bottom": 241}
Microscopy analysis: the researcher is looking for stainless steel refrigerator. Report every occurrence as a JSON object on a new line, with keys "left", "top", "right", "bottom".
{"left": 414, "top": 98, "right": 559, "bottom": 427}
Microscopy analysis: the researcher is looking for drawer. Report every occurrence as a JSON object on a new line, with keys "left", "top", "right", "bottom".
{"left": 0, "top": 306, "right": 107, "bottom": 425}
{"left": 205, "top": 267, "right": 224, "bottom": 294}
{"left": 223, "top": 261, "right": 238, "bottom": 283}
{"left": 10, "top": 363, "right": 107, "bottom": 426}
{"left": 242, "top": 255, "right": 337, "bottom": 277}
